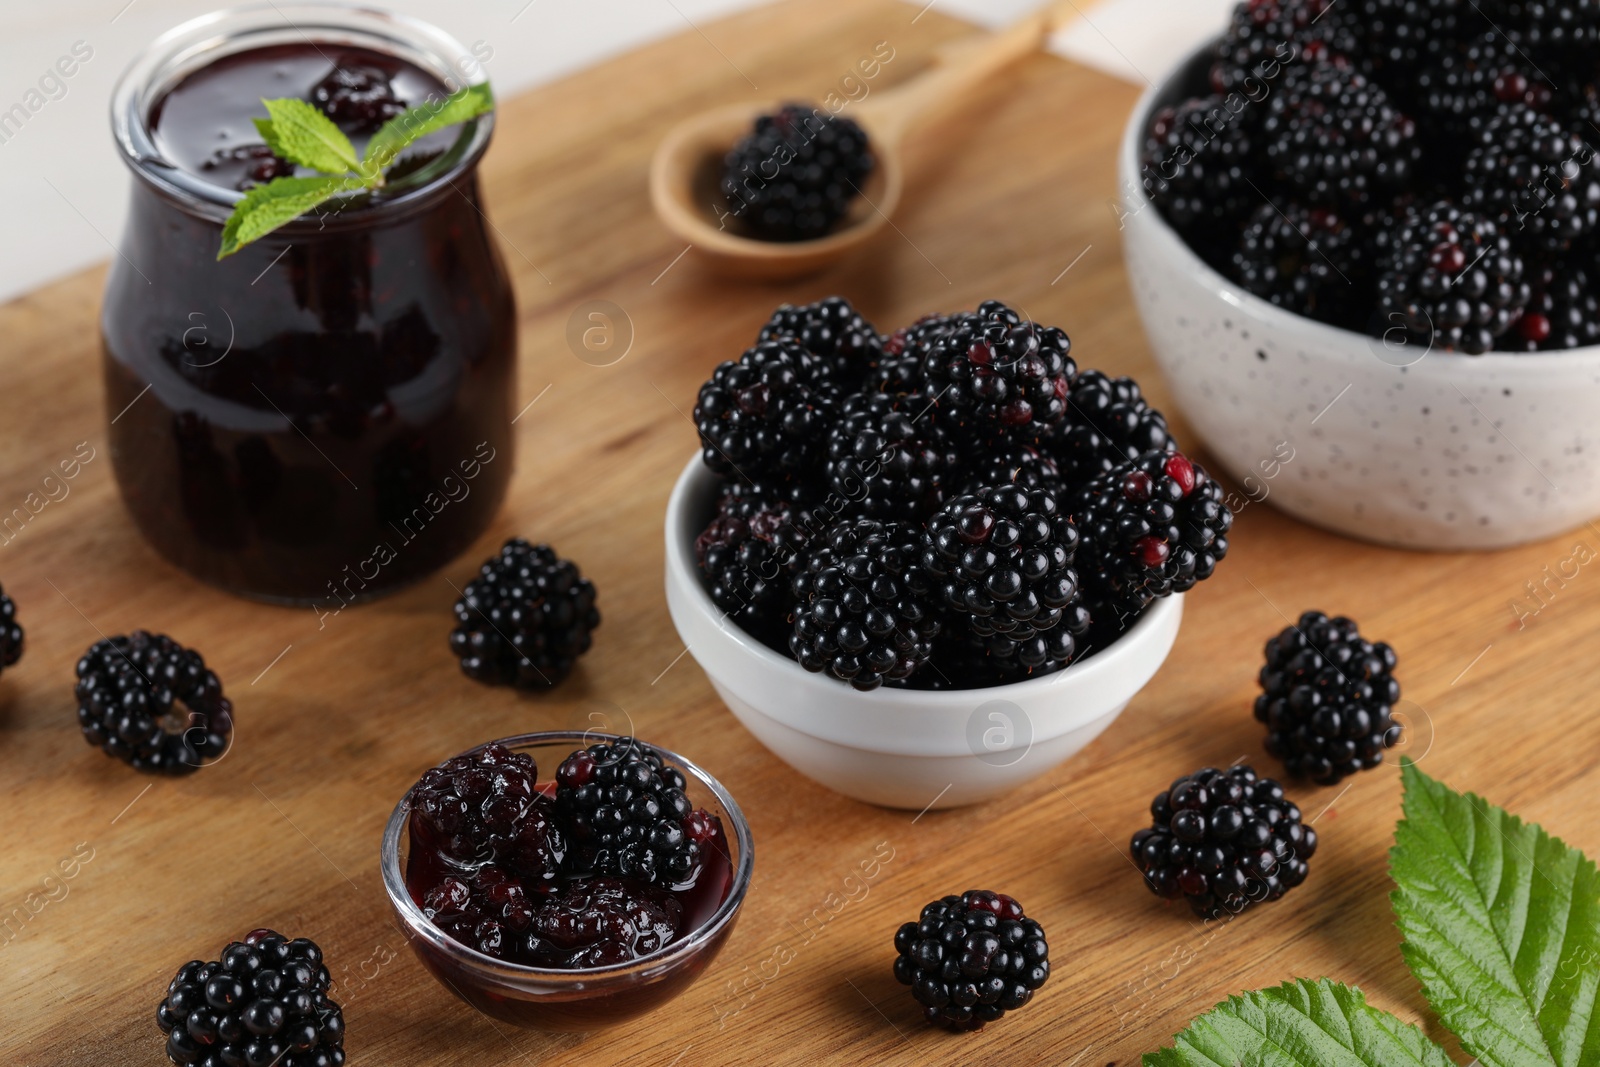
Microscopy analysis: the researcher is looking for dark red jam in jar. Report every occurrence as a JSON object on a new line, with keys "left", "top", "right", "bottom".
{"left": 105, "top": 8, "right": 514, "bottom": 604}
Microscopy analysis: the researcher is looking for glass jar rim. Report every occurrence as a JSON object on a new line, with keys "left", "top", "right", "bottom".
{"left": 110, "top": 2, "right": 495, "bottom": 224}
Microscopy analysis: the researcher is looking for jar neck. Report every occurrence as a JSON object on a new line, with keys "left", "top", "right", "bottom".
{"left": 112, "top": 3, "right": 494, "bottom": 226}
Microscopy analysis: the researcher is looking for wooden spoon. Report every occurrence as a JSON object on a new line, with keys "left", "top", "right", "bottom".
{"left": 649, "top": 1, "right": 1083, "bottom": 281}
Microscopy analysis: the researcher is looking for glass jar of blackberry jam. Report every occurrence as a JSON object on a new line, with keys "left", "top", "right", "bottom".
{"left": 105, "top": 7, "right": 515, "bottom": 605}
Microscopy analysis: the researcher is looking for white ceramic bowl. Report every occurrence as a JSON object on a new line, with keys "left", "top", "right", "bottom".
{"left": 663, "top": 457, "right": 1183, "bottom": 810}
{"left": 1119, "top": 40, "right": 1600, "bottom": 551}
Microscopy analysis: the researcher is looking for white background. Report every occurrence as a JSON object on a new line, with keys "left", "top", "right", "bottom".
{"left": 0, "top": 0, "right": 1233, "bottom": 304}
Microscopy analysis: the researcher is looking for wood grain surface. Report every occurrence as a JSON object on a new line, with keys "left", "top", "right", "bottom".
{"left": 3, "top": 1, "right": 1597, "bottom": 1064}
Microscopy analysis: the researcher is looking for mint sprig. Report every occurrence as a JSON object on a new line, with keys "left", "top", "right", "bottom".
{"left": 1144, "top": 760, "right": 1600, "bottom": 1067}
{"left": 217, "top": 82, "right": 494, "bottom": 259}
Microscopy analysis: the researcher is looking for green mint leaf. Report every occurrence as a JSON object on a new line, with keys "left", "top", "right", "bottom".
{"left": 362, "top": 82, "right": 494, "bottom": 173}
{"left": 217, "top": 175, "right": 356, "bottom": 259}
{"left": 1390, "top": 758, "right": 1600, "bottom": 1067}
{"left": 1143, "top": 978, "right": 1455, "bottom": 1067}
{"left": 256, "top": 97, "right": 358, "bottom": 175}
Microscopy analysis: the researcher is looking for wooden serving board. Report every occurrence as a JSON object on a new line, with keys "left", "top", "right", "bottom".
{"left": 3, "top": 1, "right": 1597, "bottom": 1063}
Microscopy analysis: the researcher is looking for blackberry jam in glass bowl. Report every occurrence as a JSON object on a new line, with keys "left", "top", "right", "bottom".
{"left": 381, "top": 732, "right": 753, "bottom": 1032}
{"left": 104, "top": 6, "right": 515, "bottom": 603}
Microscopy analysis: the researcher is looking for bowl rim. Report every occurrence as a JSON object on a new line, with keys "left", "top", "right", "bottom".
{"left": 1117, "top": 34, "right": 1600, "bottom": 376}
{"left": 664, "top": 454, "right": 1184, "bottom": 716}
{"left": 380, "top": 730, "right": 755, "bottom": 985}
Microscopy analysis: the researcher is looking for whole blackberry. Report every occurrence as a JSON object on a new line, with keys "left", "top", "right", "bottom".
{"left": 75, "top": 632, "right": 232, "bottom": 776}
{"left": 524, "top": 877, "right": 687, "bottom": 968}
{"left": 1508, "top": 264, "right": 1600, "bottom": 350}
{"left": 892, "top": 890, "right": 1050, "bottom": 1032}
{"left": 721, "top": 103, "right": 874, "bottom": 241}
{"left": 694, "top": 338, "right": 837, "bottom": 482}
{"left": 408, "top": 743, "right": 566, "bottom": 880}
{"left": 449, "top": 540, "right": 600, "bottom": 689}
{"left": 959, "top": 444, "right": 1063, "bottom": 496}
{"left": 695, "top": 490, "right": 811, "bottom": 644}
{"left": 825, "top": 393, "right": 957, "bottom": 521}
{"left": 1462, "top": 107, "right": 1600, "bottom": 251}
{"left": 1141, "top": 96, "right": 1261, "bottom": 251}
{"left": 1071, "top": 451, "right": 1232, "bottom": 619}
{"left": 1231, "top": 201, "right": 1366, "bottom": 326}
{"left": 554, "top": 738, "right": 714, "bottom": 887}
{"left": 1211, "top": 0, "right": 1360, "bottom": 95}
{"left": 757, "top": 297, "right": 883, "bottom": 379}
{"left": 310, "top": 61, "right": 406, "bottom": 133}
{"left": 1261, "top": 62, "right": 1420, "bottom": 208}
{"left": 922, "top": 484, "right": 1088, "bottom": 677}
{"left": 1346, "top": 0, "right": 1463, "bottom": 82}
{"left": 421, "top": 865, "right": 542, "bottom": 961}
{"left": 1050, "top": 370, "right": 1174, "bottom": 486}
{"left": 1131, "top": 765, "right": 1316, "bottom": 919}
{"left": 1374, "top": 200, "right": 1530, "bottom": 354}
{"left": 882, "top": 313, "right": 959, "bottom": 361}
{"left": 865, "top": 315, "right": 952, "bottom": 401}
{"left": 157, "top": 929, "right": 344, "bottom": 1067}
{"left": 0, "top": 585, "right": 22, "bottom": 674}
{"left": 922, "top": 302, "right": 1075, "bottom": 445}
{"left": 1415, "top": 34, "right": 1555, "bottom": 141}
{"left": 791, "top": 519, "right": 941, "bottom": 690}
{"left": 1255, "top": 611, "right": 1402, "bottom": 784}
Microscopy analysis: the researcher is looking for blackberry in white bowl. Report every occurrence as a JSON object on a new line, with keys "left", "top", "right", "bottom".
{"left": 664, "top": 297, "right": 1222, "bottom": 807}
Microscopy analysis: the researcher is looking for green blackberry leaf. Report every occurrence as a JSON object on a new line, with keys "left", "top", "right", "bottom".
{"left": 1390, "top": 758, "right": 1600, "bottom": 1067}
{"left": 363, "top": 82, "right": 494, "bottom": 172}
{"left": 254, "top": 97, "right": 358, "bottom": 174}
{"left": 217, "top": 175, "right": 355, "bottom": 260}
{"left": 1142, "top": 978, "right": 1454, "bottom": 1067}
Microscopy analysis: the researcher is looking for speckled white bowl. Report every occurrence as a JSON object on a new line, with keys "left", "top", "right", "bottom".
{"left": 1119, "top": 40, "right": 1600, "bottom": 551}
{"left": 664, "top": 458, "right": 1183, "bottom": 810}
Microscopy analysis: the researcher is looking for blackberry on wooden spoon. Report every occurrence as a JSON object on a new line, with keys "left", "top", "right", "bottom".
{"left": 721, "top": 103, "right": 874, "bottom": 241}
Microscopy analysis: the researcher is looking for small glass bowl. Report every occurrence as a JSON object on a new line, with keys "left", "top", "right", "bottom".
{"left": 381, "top": 731, "right": 754, "bottom": 1031}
